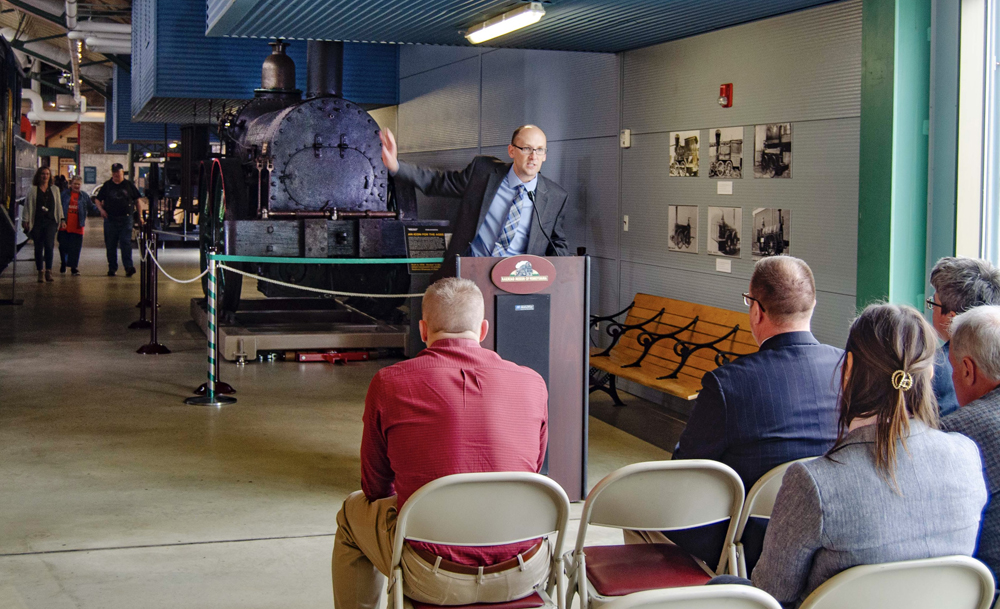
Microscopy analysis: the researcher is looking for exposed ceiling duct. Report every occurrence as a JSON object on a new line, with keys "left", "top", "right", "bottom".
{"left": 22, "top": 88, "right": 103, "bottom": 122}
{"left": 0, "top": 28, "right": 112, "bottom": 84}
{"left": 64, "top": 1, "right": 131, "bottom": 55}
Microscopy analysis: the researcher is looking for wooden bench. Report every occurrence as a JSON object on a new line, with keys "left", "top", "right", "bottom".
{"left": 589, "top": 293, "right": 758, "bottom": 403}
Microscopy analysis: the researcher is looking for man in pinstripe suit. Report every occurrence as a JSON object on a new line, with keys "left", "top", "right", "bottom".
{"left": 672, "top": 256, "right": 843, "bottom": 491}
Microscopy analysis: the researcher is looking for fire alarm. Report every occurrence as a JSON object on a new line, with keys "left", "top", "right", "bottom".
{"left": 718, "top": 83, "right": 733, "bottom": 108}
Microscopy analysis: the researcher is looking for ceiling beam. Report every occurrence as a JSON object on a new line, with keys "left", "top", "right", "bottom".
{"left": 4, "top": 0, "right": 66, "bottom": 30}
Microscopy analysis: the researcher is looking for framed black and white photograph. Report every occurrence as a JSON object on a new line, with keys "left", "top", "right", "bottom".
{"left": 668, "top": 205, "right": 698, "bottom": 253}
{"left": 707, "top": 206, "right": 742, "bottom": 258}
{"left": 754, "top": 123, "right": 792, "bottom": 178}
{"left": 752, "top": 208, "right": 791, "bottom": 259}
{"left": 669, "top": 130, "right": 700, "bottom": 177}
{"left": 708, "top": 127, "right": 744, "bottom": 179}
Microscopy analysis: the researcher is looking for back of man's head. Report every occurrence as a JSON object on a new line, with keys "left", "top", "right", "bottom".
{"left": 422, "top": 278, "right": 484, "bottom": 335}
{"left": 749, "top": 256, "right": 816, "bottom": 326}
{"left": 950, "top": 305, "right": 1000, "bottom": 384}
{"left": 930, "top": 257, "right": 1000, "bottom": 314}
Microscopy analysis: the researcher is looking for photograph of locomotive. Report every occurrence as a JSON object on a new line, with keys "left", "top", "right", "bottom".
{"left": 667, "top": 205, "right": 698, "bottom": 253}
{"left": 200, "top": 40, "right": 447, "bottom": 322}
{"left": 708, "top": 127, "right": 743, "bottom": 179}
{"left": 669, "top": 130, "right": 700, "bottom": 177}
{"left": 754, "top": 123, "right": 792, "bottom": 178}
{"left": 707, "top": 206, "right": 742, "bottom": 257}
{"left": 752, "top": 207, "right": 791, "bottom": 258}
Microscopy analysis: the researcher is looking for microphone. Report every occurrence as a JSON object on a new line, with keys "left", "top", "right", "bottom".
{"left": 527, "top": 189, "right": 563, "bottom": 256}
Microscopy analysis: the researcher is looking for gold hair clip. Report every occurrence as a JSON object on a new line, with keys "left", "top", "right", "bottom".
{"left": 892, "top": 370, "right": 914, "bottom": 391}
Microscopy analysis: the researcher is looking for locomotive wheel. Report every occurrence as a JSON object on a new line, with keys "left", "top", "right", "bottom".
{"left": 199, "top": 159, "right": 251, "bottom": 319}
{"left": 725, "top": 161, "right": 734, "bottom": 176}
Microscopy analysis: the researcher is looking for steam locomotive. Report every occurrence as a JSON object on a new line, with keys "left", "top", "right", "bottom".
{"left": 200, "top": 40, "right": 444, "bottom": 319}
{"left": 0, "top": 36, "right": 25, "bottom": 277}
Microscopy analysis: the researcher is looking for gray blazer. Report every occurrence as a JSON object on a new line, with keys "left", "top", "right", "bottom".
{"left": 752, "top": 421, "right": 987, "bottom": 608}
{"left": 394, "top": 156, "right": 569, "bottom": 280}
{"left": 942, "top": 387, "right": 1000, "bottom": 583}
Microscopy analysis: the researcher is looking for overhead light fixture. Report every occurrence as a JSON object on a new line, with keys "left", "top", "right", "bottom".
{"left": 465, "top": 2, "right": 545, "bottom": 45}
{"left": 168, "top": 141, "right": 178, "bottom": 149}
{"left": 144, "top": 152, "right": 151, "bottom": 158}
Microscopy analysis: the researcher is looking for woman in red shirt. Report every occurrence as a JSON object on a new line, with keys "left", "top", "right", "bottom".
{"left": 58, "top": 175, "right": 95, "bottom": 275}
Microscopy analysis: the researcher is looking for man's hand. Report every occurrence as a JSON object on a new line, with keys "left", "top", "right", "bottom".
{"left": 379, "top": 128, "right": 399, "bottom": 175}
{"left": 95, "top": 202, "right": 108, "bottom": 219}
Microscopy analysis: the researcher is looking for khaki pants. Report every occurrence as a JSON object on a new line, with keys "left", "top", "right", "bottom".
{"left": 333, "top": 491, "right": 551, "bottom": 609}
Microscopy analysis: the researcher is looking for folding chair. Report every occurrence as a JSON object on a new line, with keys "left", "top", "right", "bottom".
{"left": 566, "top": 460, "right": 745, "bottom": 609}
{"left": 733, "top": 457, "right": 815, "bottom": 578}
{"left": 598, "top": 586, "right": 782, "bottom": 609}
{"left": 388, "top": 472, "right": 571, "bottom": 609}
{"left": 799, "top": 555, "right": 995, "bottom": 609}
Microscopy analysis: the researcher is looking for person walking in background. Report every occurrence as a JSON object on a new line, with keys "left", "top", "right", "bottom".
{"left": 94, "top": 162, "right": 141, "bottom": 277}
{"left": 53, "top": 174, "right": 68, "bottom": 193}
{"left": 22, "top": 166, "right": 64, "bottom": 283}
{"left": 57, "top": 176, "right": 94, "bottom": 276}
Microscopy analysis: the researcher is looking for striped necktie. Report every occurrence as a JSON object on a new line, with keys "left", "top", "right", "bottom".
{"left": 491, "top": 184, "right": 528, "bottom": 257}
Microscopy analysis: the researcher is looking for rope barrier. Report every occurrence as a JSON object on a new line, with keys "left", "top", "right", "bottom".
{"left": 218, "top": 263, "right": 426, "bottom": 298}
{"left": 145, "top": 244, "right": 209, "bottom": 284}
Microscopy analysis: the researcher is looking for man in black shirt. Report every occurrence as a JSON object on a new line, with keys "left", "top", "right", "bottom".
{"left": 94, "top": 163, "right": 141, "bottom": 277}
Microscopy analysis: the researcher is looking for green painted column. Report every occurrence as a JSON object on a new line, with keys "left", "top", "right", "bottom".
{"left": 856, "top": 0, "right": 932, "bottom": 309}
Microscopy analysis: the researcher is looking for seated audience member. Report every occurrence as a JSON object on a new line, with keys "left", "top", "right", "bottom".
{"left": 941, "top": 305, "right": 1000, "bottom": 585}
{"left": 672, "top": 256, "right": 842, "bottom": 490}
{"left": 332, "top": 278, "right": 550, "bottom": 609}
{"left": 928, "top": 257, "right": 1000, "bottom": 416}
{"left": 752, "top": 304, "right": 987, "bottom": 608}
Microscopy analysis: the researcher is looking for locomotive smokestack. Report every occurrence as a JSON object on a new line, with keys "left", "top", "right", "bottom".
{"left": 261, "top": 40, "right": 296, "bottom": 91}
{"left": 307, "top": 40, "right": 344, "bottom": 98}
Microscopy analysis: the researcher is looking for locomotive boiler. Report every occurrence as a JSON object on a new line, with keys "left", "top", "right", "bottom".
{"left": 201, "top": 40, "right": 441, "bottom": 319}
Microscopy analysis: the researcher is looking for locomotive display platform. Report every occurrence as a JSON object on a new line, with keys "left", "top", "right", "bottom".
{"left": 190, "top": 297, "right": 408, "bottom": 361}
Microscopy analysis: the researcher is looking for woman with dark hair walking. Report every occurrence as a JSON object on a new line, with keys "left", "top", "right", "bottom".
{"left": 751, "top": 304, "right": 989, "bottom": 607}
{"left": 22, "top": 166, "right": 64, "bottom": 283}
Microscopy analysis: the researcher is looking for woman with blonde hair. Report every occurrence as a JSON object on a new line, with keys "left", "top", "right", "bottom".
{"left": 22, "top": 166, "right": 63, "bottom": 283}
{"left": 751, "top": 303, "right": 988, "bottom": 607}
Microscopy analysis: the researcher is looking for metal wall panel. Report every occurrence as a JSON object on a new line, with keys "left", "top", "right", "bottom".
{"left": 480, "top": 49, "right": 619, "bottom": 146}
{"left": 398, "top": 56, "right": 481, "bottom": 153}
{"left": 113, "top": 66, "right": 181, "bottom": 143}
{"left": 398, "top": 147, "right": 480, "bottom": 223}
{"left": 591, "top": 255, "right": 620, "bottom": 324}
{"left": 133, "top": 0, "right": 397, "bottom": 123}
{"left": 620, "top": 118, "right": 859, "bottom": 296}
{"left": 622, "top": 0, "right": 861, "bottom": 134}
{"left": 400, "top": 45, "right": 482, "bottom": 78}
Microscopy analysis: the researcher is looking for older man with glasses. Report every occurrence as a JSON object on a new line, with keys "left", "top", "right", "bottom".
{"left": 380, "top": 124, "right": 569, "bottom": 282}
{"left": 927, "top": 257, "right": 1000, "bottom": 416}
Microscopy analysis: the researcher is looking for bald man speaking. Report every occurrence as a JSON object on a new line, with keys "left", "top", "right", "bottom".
{"left": 380, "top": 125, "right": 569, "bottom": 280}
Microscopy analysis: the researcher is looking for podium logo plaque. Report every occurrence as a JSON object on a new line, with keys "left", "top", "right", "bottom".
{"left": 491, "top": 255, "right": 557, "bottom": 294}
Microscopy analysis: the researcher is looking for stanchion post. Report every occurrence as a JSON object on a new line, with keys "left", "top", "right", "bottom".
{"left": 186, "top": 250, "right": 236, "bottom": 406}
{"left": 129, "top": 213, "right": 151, "bottom": 329}
{"left": 137, "top": 231, "right": 170, "bottom": 355}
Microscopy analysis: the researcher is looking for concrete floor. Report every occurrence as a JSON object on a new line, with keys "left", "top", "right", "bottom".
{"left": 0, "top": 228, "right": 669, "bottom": 609}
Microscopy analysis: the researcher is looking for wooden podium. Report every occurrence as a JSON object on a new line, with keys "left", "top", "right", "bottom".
{"left": 456, "top": 255, "right": 590, "bottom": 501}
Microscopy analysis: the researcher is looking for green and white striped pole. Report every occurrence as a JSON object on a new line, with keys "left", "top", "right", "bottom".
{"left": 186, "top": 250, "right": 237, "bottom": 407}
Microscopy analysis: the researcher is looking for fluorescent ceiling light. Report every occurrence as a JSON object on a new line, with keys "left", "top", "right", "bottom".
{"left": 465, "top": 2, "right": 545, "bottom": 44}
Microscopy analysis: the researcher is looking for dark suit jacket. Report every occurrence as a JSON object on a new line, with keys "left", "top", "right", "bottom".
{"left": 394, "top": 156, "right": 569, "bottom": 280}
{"left": 673, "top": 331, "right": 843, "bottom": 490}
{"left": 942, "top": 386, "right": 1000, "bottom": 584}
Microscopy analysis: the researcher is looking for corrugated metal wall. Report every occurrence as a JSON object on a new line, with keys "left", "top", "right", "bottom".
{"left": 395, "top": 0, "right": 862, "bottom": 407}
{"left": 112, "top": 66, "right": 180, "bottom": 144}
{"left": 131, "top": 0, "right": 399, "bottom": 124}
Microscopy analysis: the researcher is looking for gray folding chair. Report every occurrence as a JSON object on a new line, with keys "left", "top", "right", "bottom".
{"left": 733, "top": 457, "right": 815, "bottom": 578}
{"left": 799, "top": 555, "right": 995, "bottom": 609}
{"left": 389, "top": 472, "right": 571, "bottom": 609}
{"left": 565, "top": 460, "right": 745, "bottom": 609}
{"left": 598, "top": 586, "right": 782, "bottom": 609}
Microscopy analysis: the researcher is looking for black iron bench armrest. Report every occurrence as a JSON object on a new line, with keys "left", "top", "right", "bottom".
{"left": 657, "top": 325, "right": 745, "bottom": 380}
{"left": 591, "top": 304, "right": 666, "bottom": 357}
{"left": 622, "top": 316, "right": 701, "bottom": 368}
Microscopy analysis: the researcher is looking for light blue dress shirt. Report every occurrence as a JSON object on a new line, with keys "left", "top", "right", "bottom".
{"left": 469, "top": 167, "right": 537, "bottom": 257}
